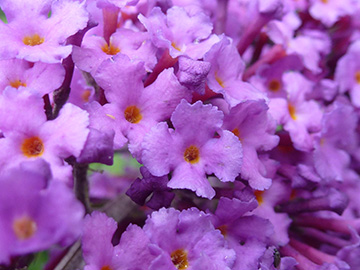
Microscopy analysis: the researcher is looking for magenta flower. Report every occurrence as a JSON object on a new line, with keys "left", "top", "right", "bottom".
{"left": 141, "top": 99, "right": 242, "bottom": 199}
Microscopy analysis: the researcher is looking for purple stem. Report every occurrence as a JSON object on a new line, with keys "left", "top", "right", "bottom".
{"left": 237, "top": 12, "right": 275, "bottom": 55}
{"left": 144, "top": 49, "right": 178, "bottom": 87}
{"left": 296, "top": 227, "right": 350, "bottom": 248}
{"left": 242, "top": 44, "right": 285, "bottom": 81}
{"left": 294, "top": 215, "right": 360, "bottom": 235}
{"left": 52, "top": 22, "right": 96, "bottom": 119}
{"left": 280, "top": 244, "right": 319, "bottom": 270}
{"left": 275, "top": 190, "right": 348, "bottom": 215}
{"left": 290, "top": 238, "right": 335, "bottom": 265}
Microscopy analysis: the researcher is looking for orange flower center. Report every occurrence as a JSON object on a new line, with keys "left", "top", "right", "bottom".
{"left": 81, "top": 89, "right": 92, "bottom": 102}
{"left": 215, "top": 71, "right": 225, "bottom": 88}
{"left": 171, "top": 249, "right": 189, "bottom": 269}
{"left": 124, "top": 105, "right": 142, "bottom": 124}
{"left": 268, "top": 79, "right": 281, "bottom": 92}
{"left": 13, "top": 216, "right": 37, "bottom": 240}
{"left": 101, "top": 42, "right": 120, "bottom": 55}
{"left": 21, "top": 136, "right": 44, "bottom": 157}
{"left": 23, "top": 34, "right": 44, "bottom": 46}
{"left": 355, "top": 71, "right": 360, "bottom": 84}
{"left": 183, "top": 145, "right": 200, "bottom": 164}
{"left": 288, "top": 104, "right": 297, "bottom": 120}
{"left": 254, "top": 190, "right": 264, "bottom": 205}
{"left": 171, "top": 42, "right": 181, "bottom": 52}
{"left": 217, "top": 224, "right": 228, "bottom": 236}
{"left": 100, "top": 266, "right": 112, "bottom": 270}
{"left": 232, "top": 128, "right": 242, "bottom": 141}
{"left": 10, "top": 80, "right": 27, "bottom": 89}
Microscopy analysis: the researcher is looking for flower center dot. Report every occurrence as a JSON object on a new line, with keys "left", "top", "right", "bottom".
{"left": 10, "top": 80, "right": 27, "bottom": 89}
{"left": 101, "top": 42, "right": 120, "bottom": 55}
{"left": 124, "top": 105, "right": 142, "bottom": 124}
{"left": 23, "top": 34, "right": 44, "bottom": 46}
{"left": 21, "top": 136, "right": 44, "bottom": 157}
{"left": 171, "top": 42, "right": 181, "bottom": 52}
{"left": 254, "top": 190, "right": 264, "bottom": 205}
{"left": 268, "top": 79, "right": 281, "bottom": 92}
{"left": 217, "top": 224, "right": 228, "bottom": 236}
{"left": 101, "top": 266, "right": 112, "bottom": 270}
{"left": 184, "top": 145, "right": 200, "bottom": 164}
{"left": 320, "top": 0, "right": 328, "bottom": 3}
{"left": 13, "top": 216, "right": 37, "bottom": 240}
{"left": 288, "top": 104, "right": 297, "bottom": 120}
{"left": 171, "top": 249, "right": 189, "bottom": 270}
{"left": 355, "top": 71, "right": 360, "bottom": 84}
{"left": 81, "top": 89, "right": 91, "bottom": 102}
{"left": 215, "top": 71, "right": 225, "bottom": 88}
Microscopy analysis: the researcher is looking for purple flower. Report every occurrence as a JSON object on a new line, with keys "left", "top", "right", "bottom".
{"left": 68, "top": 67, "right": 95, "bottom": 109}
{"left": 0, "top": 59, "right": 65, "bottom": 96}
{"left": 77, "top": 101, "right": 115, "bottom": 165}
{"left": 313, "top": 98, "right": 358, "bottom": 182}
{"left": 143, "top": 207, "right": 236, "bottom": 270}
{"left": 221, "top": 99, "right": 279, "bottom": 190}
{"left": 335, "top": 40, "right": 360, "bottom": 108}
{"left": 73, "top": 28, "right": 157, "bottom": 76}
{"left": 82, "top": 211, "right": 120, "bottom": 270}
{"left": 141, "top": 99, "right": 242, "bottom": 199}
{"left": 94, "top": 54, "right": 191, "bottom": 158}
{"left": 0, "top": 160, "right": 84, "bottom": 265}
{"left": 309, "top": 0, "right": 355, "bottom": 27}
{"left": 126, "top": 166, "right": 175, "bottom": 210}
{"left": 269, "top": 72, "right": 322, "bottom": 152}
{"left": 139, "top": 6, "right": 219, "bottom": 59}
{"left": 249, "top": 54, "right": 303, "bottom": 98}
{"left": 0, "top": 89, "right": 89, "bottom": 181}
{"left": 209, "top": 196, "right": 274, "bottom": 270}
{"left": 204, "top": 36, "right": 265, "bottom": 107}
{"left": 266, "top": 18, "right": 331, "bottom": 74}
{"left": 0, "top": 0, "right": 89, "bottom": 63}
{"left": 252, "top": 179, "right": 293, "bottom": 246}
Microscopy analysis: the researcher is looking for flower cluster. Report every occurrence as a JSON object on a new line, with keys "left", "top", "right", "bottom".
{"left": 1, "top": 0, "right": 360, "bottom": 269}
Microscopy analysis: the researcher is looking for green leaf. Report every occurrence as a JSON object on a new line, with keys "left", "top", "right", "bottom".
{"left": 0, "top": 9, "right": 7, "bottom": 23}
{"left": 28, "top": 251, "right": 49, "bottom": 270}
{"left": 89, "top": 152, "right": 141, "bottom": 176}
